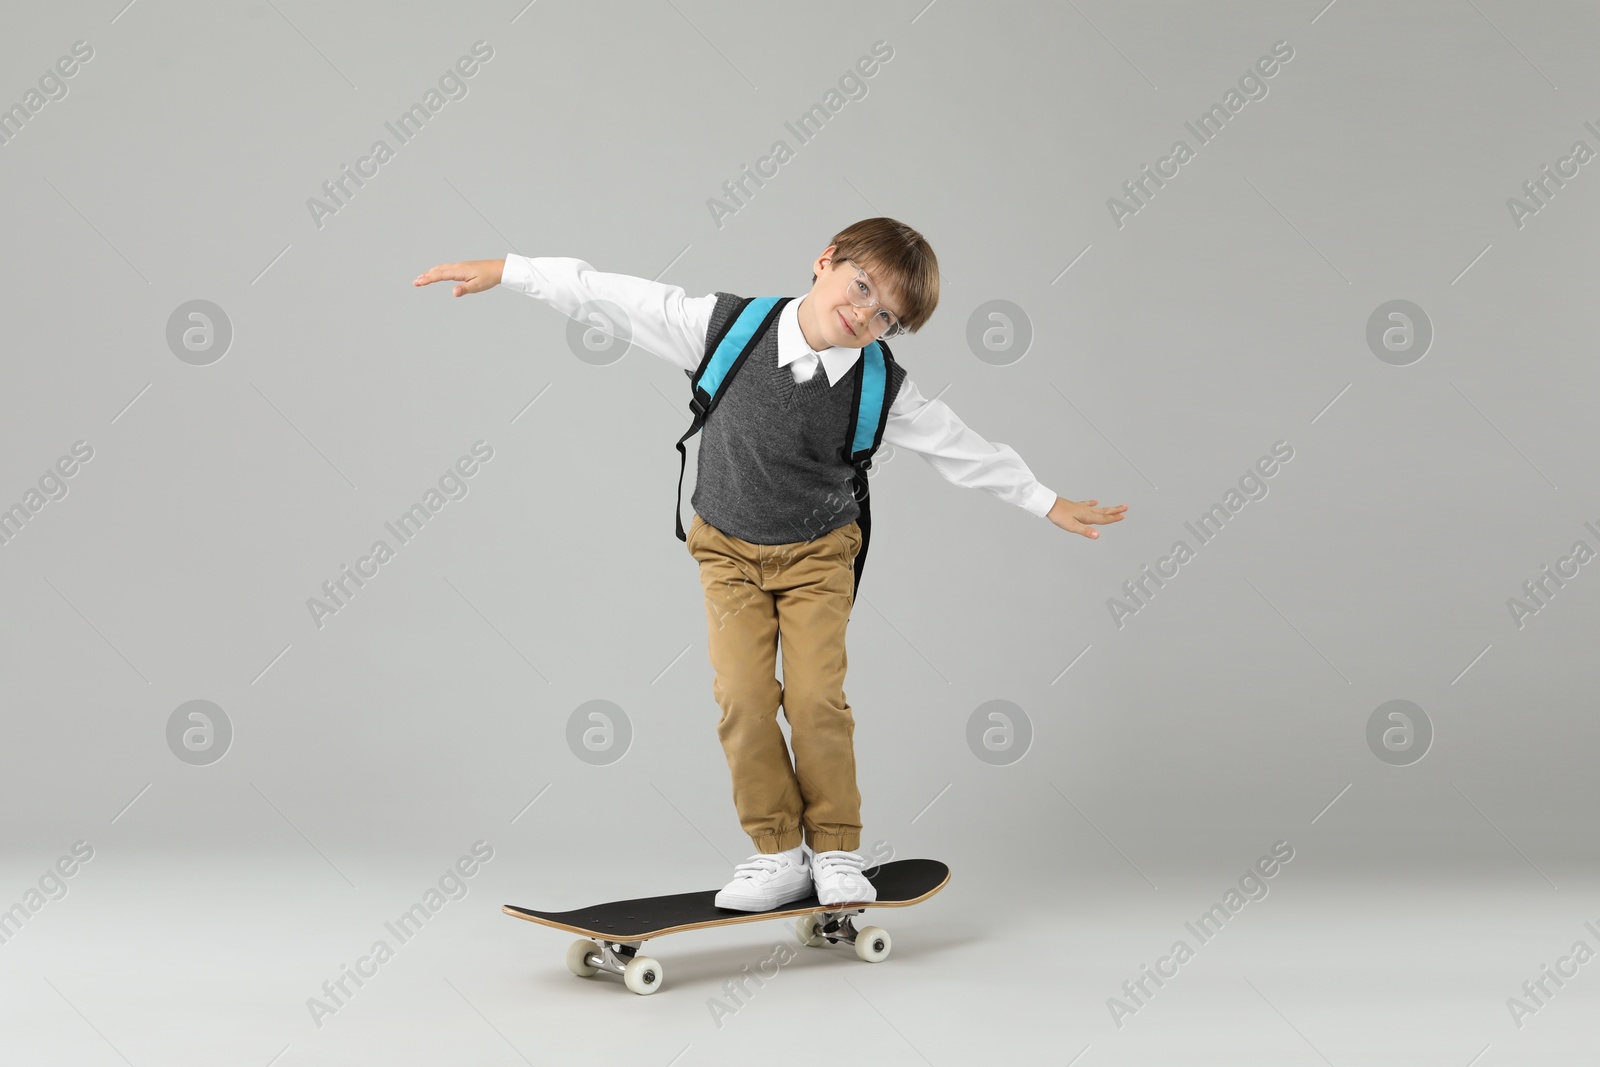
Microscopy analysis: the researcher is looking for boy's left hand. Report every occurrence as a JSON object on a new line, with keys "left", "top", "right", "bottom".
{"left": 1047, "top": 497, "right": 1128, "bottom": 539}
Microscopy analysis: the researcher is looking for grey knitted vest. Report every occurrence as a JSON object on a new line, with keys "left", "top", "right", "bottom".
{"left": 688, "top": 292, "right": 906, "bottom": 546}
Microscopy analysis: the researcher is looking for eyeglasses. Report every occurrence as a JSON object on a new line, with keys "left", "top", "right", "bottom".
{"left": 842, "top": 259, "right": 905, "bottom": 339}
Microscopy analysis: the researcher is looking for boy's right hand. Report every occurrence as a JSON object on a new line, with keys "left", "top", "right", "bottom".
{"left": 413, "top": 259, "right": 504, "bottom": 297}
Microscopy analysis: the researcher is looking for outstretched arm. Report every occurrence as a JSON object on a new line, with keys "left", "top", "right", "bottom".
{"left": 881, "top": 376, "right": 1127, "bottom": 540}
{"left": 415, "top": 254, "right": 715, "bottom": 373}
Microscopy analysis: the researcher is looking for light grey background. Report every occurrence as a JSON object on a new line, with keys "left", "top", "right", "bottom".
{"left": 3, "top": 1, "right": 1598, "bottom": 1064}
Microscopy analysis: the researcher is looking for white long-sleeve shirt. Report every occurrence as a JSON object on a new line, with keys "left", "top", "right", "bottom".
{"left": 500, "top": 254, "right": 1058, "bottom": 519}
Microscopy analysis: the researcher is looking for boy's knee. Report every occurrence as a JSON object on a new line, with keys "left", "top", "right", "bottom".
{"left": 777, "top": 685, "right": 847, "bottom": 719}
{"left": 714, "top": 675, "right": 782, "bottom": 713}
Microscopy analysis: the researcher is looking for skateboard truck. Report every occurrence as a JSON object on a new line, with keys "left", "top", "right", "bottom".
{"left": 796, "top": 906, "right": 891, "bottom": 962}
{"left": 573, "top": 938, "right": 662, "bottom": 994}
{"left": 801, "top": 907, "right": 868, "bottom": 946}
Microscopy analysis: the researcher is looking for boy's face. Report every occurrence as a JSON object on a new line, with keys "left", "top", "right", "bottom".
{"left": 806, "top": 244, "right": 906, "bottom": 350}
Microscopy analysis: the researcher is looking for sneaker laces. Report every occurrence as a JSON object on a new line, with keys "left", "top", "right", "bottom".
{"left": 810, "top": 850, "right": 867, "bottom": 880}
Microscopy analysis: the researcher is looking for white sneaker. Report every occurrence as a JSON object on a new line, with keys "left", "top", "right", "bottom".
{"left": 806, "top": 845, "right": 878, "bottom": 906}
{"left": 714, "top": 846, "right": 812, "bottom": 912}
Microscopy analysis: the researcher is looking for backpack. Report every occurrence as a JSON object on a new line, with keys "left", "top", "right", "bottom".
{"left": 674, "top": 296, "right": 897, "bottom": 598}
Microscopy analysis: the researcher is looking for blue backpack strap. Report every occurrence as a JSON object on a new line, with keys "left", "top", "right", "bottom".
{"left": 847, "top": 339, "right": 891, "bottom": 458}
{"left": 839, "top": 338, "right": 896, "bottom": 598}
{"left": 675, "top": 296, "right": 789, "bottom": 541}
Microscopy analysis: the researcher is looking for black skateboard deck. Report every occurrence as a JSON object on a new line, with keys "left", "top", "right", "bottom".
{"left": 503, "top": 858, "right": 949, "bottom": 994}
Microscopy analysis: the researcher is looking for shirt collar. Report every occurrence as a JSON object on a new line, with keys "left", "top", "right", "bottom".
{"left": 777, "top": 296, "right": 862, "bottom": 386}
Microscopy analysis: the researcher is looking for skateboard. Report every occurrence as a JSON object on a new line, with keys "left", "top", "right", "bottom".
{"left": 502, "top": 858, "right": 949, "bottom": 995}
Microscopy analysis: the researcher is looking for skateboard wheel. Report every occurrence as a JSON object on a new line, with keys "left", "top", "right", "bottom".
{"left": 565, "top": 939, "right": 600, "bottom": 977}
{"left": 854, "top": 926, "right": 891, "bottom": 963}
{"left": 795, "top": 915, "right": 827, "bottom": 948}
{"left": 623, "top": 955, "right": 664, "bottom": 995}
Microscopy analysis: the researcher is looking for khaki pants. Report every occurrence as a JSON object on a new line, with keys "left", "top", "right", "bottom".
{"left": 687, "top": 512, "right": 863, "bottom": 854}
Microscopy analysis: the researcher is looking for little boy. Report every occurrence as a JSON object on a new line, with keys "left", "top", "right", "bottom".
{"left": 414, "top": 217, "right": 1127, "bottom": 911}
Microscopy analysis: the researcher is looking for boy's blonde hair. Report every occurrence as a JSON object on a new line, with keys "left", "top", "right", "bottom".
{"left": 812, "top": 217, "right": 939, "bottom": 335}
